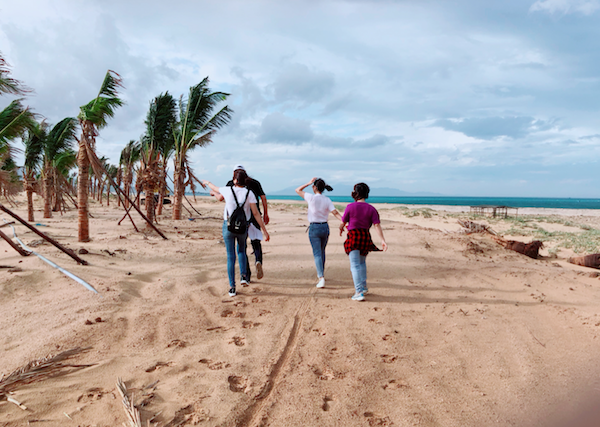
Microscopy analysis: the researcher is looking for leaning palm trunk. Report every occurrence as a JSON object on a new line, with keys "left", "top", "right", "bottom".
{"left": 43, "top": 168, "right": 52, "bottom": 218}
{"left": 116, "top": 167, "right": 122, "bottom": 207}
{"left": 77, "top": 122, "right": 94, "bottom": 242}
{"left": 172, "top": 164, "right": 185, "bottom": 220}
{"left": 123, "top": 173, "right": 133, "bottom": 209}
{"left": 24, "top": 176, "right": 35, "bottom": 222}
{"left": 156, "top": 163, "right": 168, "bottom": 217}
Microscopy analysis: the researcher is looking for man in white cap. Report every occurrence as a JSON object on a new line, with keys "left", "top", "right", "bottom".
{"left": 227, "top": 164, "right": 269, "bottom": 284}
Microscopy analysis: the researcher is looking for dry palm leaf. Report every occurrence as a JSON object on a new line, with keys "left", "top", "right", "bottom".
{"left": 0, "top": 347, "right": 93, "bottom": 401}
{"left": 117, "top": 378, "right": 143, "bottom": 427}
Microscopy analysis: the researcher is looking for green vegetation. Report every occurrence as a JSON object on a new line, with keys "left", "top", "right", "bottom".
{"left": 444, "top": 212, "right": 600, "bottom": 254}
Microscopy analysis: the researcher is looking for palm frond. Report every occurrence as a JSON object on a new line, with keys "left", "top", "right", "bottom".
{"left": 23, "top": 120, "right": 47, "bottom": 172}
{"left": 45, "top": 117, "right": 77, "bottom": 161}
{"left": 0, "top": 99, "right": 36, "bottom": 145}
{"left": 173, "top": 78, "right": 232, "bottom": 156}
{"left": 0, "top": 347, "right": 93, "bottom": 399}
{"left": 53, "top": 149, "right": 77, "bottom": 177}
{"left": 0, "top": 54, "right": 31, "bottom": 96}
{"left": 78, "top": 70, "right": 124, "bottom": 129}
{"left": 143, "top": 92, "right": 177, "bottom": 156}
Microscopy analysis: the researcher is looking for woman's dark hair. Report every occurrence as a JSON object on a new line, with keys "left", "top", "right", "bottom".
{"left": 233, "top": 169, "right": 248, "bottom": 186}
{"left": 313, "top": 178, "right": 333, "bottom": 193}
{"left": 351, "top": 182, "right": 370, "bottom": 201}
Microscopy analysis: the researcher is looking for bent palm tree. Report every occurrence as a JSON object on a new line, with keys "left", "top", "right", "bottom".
{"left": 172, "top": 78, "right": 232, "bottom": 220}
{"left": 43, "top": 118, "right": 78, "bottom": 217}
{"left": 140, "top": 92, "right": 176, "bottom": 227}
{"left": 23, "top": 121, "right": 46, "bottom": 221}
{"left": 0, "top": 54, "right": 35, "bottom": 196}
{"left": 77, "top": 70, "right": 123, "bottom": 241}
{"left": 119, "top": 140, "right": 140, "bottom": 209}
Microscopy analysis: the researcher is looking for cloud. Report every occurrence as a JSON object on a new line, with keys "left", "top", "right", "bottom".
{"left": 256, "top": 112, "right": 314, "bottom": 144}
{"left": 353, "top": 134, "right": 395, "bottom": 148}
{"left": 270, "top": 63, "right": 335, "bottom": 107}
{"left": 530, "top": 0, "right": 600, "bottom": 15}
{"left": 432, "top": 116, "right": 552, "bottom": 140}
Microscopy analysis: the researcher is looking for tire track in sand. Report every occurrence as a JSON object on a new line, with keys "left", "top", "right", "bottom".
{"left": 231, "top": 288, "right": 316, "bottom": 427}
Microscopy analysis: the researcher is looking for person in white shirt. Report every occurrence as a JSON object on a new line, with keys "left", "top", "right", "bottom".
{"left": 295, "top": 177, "right": 343, "bottom": 288}
{"left": 203, "top": 169, "right": 269, "bottom": 297}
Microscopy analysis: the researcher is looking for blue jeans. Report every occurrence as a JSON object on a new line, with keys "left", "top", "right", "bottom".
{"left": 222, "top": 221, "right": 248, "bottom": 288}
{"left": 308, "top": 223, "right": 329, "bottom": 278}
{"left": 349, "top": 250, "right": 367, "bottom": 294}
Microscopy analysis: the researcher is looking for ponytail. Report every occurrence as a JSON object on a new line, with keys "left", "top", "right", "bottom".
{"left": 314, "top": 178, "right": 333, "bottom": 193}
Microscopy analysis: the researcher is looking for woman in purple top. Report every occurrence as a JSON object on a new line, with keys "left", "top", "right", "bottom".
{"left": 339, "top": 183, "right": 387, "bottom": 301}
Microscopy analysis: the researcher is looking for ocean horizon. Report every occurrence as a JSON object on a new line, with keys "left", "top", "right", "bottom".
{"left": 189, "top": 192, "right": 600, "bottom": 210}
{"left": 266, "top": 195, "right": 600, "bottom": 210}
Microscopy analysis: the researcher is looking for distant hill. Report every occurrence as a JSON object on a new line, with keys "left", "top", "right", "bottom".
{"left": 269, "top": 184, "right": 445, "bottom": 197}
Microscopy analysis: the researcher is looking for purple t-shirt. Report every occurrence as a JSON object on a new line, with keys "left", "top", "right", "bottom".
{"left": 342, "top": 202, "right": 380, "bottom": 230}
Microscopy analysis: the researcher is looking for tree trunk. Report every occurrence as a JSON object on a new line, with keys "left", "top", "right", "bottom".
{"left": 26, "top": 185, "right": 34, "bottom": 222}
{"left": 116, "top": 169, "right": 122, "bottom": 207}
{"left": 172, "top": 166, "right": 185, "bottom": 220}
{"left": 78, "top": 124, "right": 92, "bottom": 242}
{"left": 156, "top": 164, "right": 167, "bottom": 217}
{"left": 43, "top": 168, "right": 52, "bottom": 219}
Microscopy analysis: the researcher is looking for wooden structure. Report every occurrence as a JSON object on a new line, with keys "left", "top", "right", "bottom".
{"left": 470, "top": 205, "right": 518, "bottom": 218}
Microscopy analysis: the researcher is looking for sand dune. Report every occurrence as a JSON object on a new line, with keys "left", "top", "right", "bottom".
{"left": 1, "top": 196, "right": 600, "bottom": 426}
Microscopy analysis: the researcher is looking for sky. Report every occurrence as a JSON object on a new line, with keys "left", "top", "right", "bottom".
{"left": 1, "top": 0, "right": 599, "bottom": 197}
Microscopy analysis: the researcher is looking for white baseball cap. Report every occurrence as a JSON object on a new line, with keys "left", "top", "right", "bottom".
{"left": 234, "top": 164, "right": 245, "bottom": 171}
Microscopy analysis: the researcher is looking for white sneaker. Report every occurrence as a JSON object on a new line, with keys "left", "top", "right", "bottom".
{"left": 240, "top": 279, "right": 249, "bottom": 287}
{"left": 256, "top": 262, "right": 264, "bottom": 280}
{"left": 316, "top": 278, "right": 325, "bottom": 288}
{"left": 351, "top": 292, "right": 365, "bottom": 301}
{"left": 229, "top": 287, "right": 236, "bottom": 297}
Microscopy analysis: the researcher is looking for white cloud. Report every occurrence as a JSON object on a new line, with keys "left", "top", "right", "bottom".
{"left": 530, "top": 0, "right": 600, "bottom": 15}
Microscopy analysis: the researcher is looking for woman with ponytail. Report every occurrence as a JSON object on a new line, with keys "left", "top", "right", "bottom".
{"left": 339, "top": 182, "right": 387, "bottom": 301}
{"left": 296, "top": 177, "right": 343, "bottom": 288}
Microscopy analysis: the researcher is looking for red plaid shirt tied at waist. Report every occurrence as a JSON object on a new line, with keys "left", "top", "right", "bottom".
{"left": 344, "top": 228, "right": 381, "bottom": 256}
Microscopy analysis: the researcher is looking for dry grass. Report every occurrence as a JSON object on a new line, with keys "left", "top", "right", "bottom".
{"left": 0, "top": 347, "right": 93, "bottom": 401}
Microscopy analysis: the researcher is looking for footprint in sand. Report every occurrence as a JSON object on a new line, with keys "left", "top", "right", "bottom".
{"left": 145, "top": 361, "right": 173, "bottom": 372}
{"left": 227, "top": 375, "right": 248, "bottom": 392}
{"left": 199, "top": 359, "right": 231, "bottom": 370}
{"left": 77, "top": 388, "right": 107, "bottom": 402}
{"left": 364, "top": 413, "right": 394, "bottom": 427}
{"left": 380, "top": 354, "right": 397, "bottom": 363}
{"left": 229, "top": 336, "right": 245, "bottom": 346}
{"left": 167, "top": 339, "right": 187, "bottom": 348}
{"left": 220, "top": 309, "right": 246, "bottom": 318}
{"left": 242, "top": 321, "right": 260, "bottom": 329}
{"left": 383, "top": 379, "right": 409, "bottom": 390}
{"left": 321, "top": 396, "right": 333, "bottom": 411}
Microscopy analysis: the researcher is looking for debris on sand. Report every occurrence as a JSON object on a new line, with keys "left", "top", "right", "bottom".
{"left": 457, "top": 219, "right": 497, "bottom": 235}
{"left": 568, "top": 253, "right": 600, "bottom": 269}
{"left": 492, "top": 236, "right": 544, "bottom": 259}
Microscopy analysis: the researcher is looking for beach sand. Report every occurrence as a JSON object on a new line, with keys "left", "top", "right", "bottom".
{"left": 2, "top": 195, "right": 600, "bottom": 426}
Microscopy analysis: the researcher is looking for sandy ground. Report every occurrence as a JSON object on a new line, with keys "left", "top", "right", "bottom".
{"left": 2, "top": 195, "right": 600, "bottom": 427}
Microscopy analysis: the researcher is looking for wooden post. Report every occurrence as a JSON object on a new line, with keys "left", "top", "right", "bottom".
{"left": 0, "top": 229, "right": 31, "bottom": 256}
{"left": 0, "top": 204, "right": 88, "bottom": 265}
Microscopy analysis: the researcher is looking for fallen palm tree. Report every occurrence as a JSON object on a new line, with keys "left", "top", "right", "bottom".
{"left": 492, "top": 236, "right": 544, "bottom": 259}
{"left": 568, "top": 253, "right": 600, "bottom": 269}
{"left": 457, "top": 219, "right": 497, "bottom": 235}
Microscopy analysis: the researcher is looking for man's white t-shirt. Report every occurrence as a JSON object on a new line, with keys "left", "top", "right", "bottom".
{"left": 304, "top": 193, "right": 335, "bottom": 223}
{"left": 220, "top": 186, "right": 257, "bottom": 221}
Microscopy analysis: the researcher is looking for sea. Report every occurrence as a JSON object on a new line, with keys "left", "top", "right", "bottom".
{"left": 266, "top": 195, "right": 600, "bottom": 210}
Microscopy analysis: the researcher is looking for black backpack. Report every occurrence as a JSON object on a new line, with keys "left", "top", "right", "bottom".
{"left": 227, "top": 188, "right": 250, "bottom": 234}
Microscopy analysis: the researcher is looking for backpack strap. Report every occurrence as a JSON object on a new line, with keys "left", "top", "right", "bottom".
{"left": 228, "top": 188, "right": 251, "bottom": 217}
